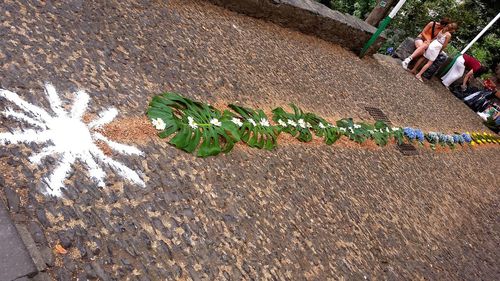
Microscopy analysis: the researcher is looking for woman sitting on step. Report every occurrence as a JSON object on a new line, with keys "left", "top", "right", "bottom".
{"left": 411, "top": 23, "right": 458, "bottom": 82}
{"left": 401, "top": 18, "right": 451, "bottom": 69}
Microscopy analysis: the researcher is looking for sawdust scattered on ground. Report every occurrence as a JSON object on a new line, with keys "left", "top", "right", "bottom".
{"left": 99, "top": 116, "right": 157, "bottom": 145}
{"left": 95, "top": 140, "right": 113, "bottom": 156}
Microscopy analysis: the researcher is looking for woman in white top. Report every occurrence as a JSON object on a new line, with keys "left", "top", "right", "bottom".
{"left": 411, "top": 23, "right": 458, "bottom": 82}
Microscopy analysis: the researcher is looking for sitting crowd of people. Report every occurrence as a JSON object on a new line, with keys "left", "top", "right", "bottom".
{"left": 399, "top": 17, "right": 499, "bottom": 132}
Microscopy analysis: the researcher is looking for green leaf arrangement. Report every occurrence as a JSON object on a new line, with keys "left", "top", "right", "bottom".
{"left": 336, "top": 118, "right": 371, "bottom": 144}
{"left": 147, "top": 92, "right": 240, "bottom": 157}
{"left": 304, "top": 112, "right": 341, "bottom": 145}
{"left": 272, "top": 104, "right": 313, "bottom": 142}
{"left": 368, "top": 121, "right": 392, "bottom": 146}
{"left": 272, "top": 104, "right": 344, "bottom": 145}
{"left": 147, "top": 93, "right": 495, "bottom": 157}
{"left": 228, "top": 104, "right": 279, "bottom": 150}
{"left": 392, "top": 127, "right": 405, "bottom": 145}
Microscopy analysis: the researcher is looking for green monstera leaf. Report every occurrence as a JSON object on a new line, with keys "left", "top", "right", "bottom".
{"left": 228, "top": 104, "right": 279, "bottom": 150}
{"left": 336, "top": 118, "right": 372, "bottom": 144}
{"left": 303, "top": 112, "right": 341, "bottom": 145}
{"left": 147, "top": 92, "right": 240, "bottom": 157}
{"left": 371, "top": 121, "right": 392, "bottom": 146}
{"left": 272, "top": 104, "right": 313, "bottom": 142}
{"left": 391, "top": 127, "right": 404, "bottom": 145}
{"left": 146, "top": 92, "right": 482, "bottom": 156}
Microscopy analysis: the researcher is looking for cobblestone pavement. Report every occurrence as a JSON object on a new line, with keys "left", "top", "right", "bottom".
{"left": 1, "top": 0, "right": 499, "bottom": 280}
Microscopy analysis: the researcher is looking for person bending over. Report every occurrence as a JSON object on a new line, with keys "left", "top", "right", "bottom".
{"left": 441, "top": 54, "right": 489, "bottom": 89}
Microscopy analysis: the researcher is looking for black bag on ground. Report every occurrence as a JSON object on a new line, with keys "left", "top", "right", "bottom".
{"left": 451, "top": 85, "right": 481, "bottom": 99}
{"left": 423, "top": 53, "right": 448, "bottom": 79}
{"left": 464, "top": 90, "right": 493, "bottom": 112}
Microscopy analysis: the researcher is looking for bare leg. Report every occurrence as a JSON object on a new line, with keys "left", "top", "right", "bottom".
{"left": 402, "top": 40, "right": 428, "bottom": 69}
{"left": 414, "top": 40, "right": 424, "bottom": 49}
{"left": 416, "top": 60, "right": 434, "bottom": 79}
{"left": 409, "top": 41, "right": 429, "bottom": 60}
{"left": 411, "top": 57, "right": 426, "bottom": 74}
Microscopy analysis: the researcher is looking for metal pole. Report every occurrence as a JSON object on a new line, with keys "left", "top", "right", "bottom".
{"left": 388, "top": 0, "right": 406, "bottom": 18}
{"left": 440, "top": 55, "right": 459, "bottom": 77}
{"left": 359, "top": 0, "right": 407, "bottom": 58}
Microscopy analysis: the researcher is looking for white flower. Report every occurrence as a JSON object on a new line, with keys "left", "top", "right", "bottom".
{"left": 151, "top": 118, "right": 166, "bottom": 130}
{"left": 287, "top": 119, "right": 297, "bottom": 127}
{"left": 188, "top": 116, "right": 198, "bottom": 129}
{"left": 306, "top": 122, "right": 312, "bottom": 128}
{"left": 339, "top": 127, "right": 346, "bottom": 132}
{"left": 385, "top": 127, "right": 390, "bottom": 132}
{"left": 248, "top": 118, "right": 257, "bottom": 126}
{"left": 210, "top": 118, "right": 221, "bottom": 127}
{"left": 278, "top": 119, "right": 287, "bottom": 127}
{"left": 392, "top": 127, "right": 399, "bottom": 131}
{"left": 319, "top": 123, "right": 326, "bottom": 129}
{"left": 353, "top": 124, "right": 361, "bottom": 129}
{"left": 297, "top": 119, "right": 306, "bottom": 128}
{"left": 349, "top": 128, "right": 354, "bottom": 134}
{"left": 231, "top": 117, "right": 243, "bottom": 127}
{"left": 259, "top": 118, "right": 270, "bottom": 127}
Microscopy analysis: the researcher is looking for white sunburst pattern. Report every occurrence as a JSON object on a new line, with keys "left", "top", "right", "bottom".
{"left": 0, "top": 83, "right": 145, "bottom": 197}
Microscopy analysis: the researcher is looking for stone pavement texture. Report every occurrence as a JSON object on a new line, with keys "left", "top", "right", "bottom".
{"left": 0, "top": 0, "right": 499, "bottom": 280}
{"left": 0, "top": 201, "right": 37, "bottom": 280}
{"left": 206, "top": 0, "right": 386, "bottom": 55}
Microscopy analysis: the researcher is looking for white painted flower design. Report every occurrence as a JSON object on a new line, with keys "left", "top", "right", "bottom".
{"left": 0, "top": 83, "right": 145, "bottom": 197}
{"left": 287, "top": 119, "right": 297, "bottom": 127}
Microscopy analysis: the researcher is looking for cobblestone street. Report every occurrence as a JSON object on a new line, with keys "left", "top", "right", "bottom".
{"left": 1, "top": 0, "right": 499, "bottom": 280}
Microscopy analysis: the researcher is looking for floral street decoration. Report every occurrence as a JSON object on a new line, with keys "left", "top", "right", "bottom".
{"left": 272, "top": 104, "right": 313, "bottom": 142}
{"left": 147, "top": 92, "right": 240, "bottom": 157}
{"left": 147, "top": 92, "right": 500, "bottom": 157}
{"left": 228, "top": 104, "right": 279, "bottom": 150}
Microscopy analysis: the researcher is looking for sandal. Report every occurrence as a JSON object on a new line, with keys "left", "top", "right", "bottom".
{"left": 415, "top": 75, "right": 424, "bottom": 82}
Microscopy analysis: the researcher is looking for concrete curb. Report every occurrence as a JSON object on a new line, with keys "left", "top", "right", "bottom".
{"left": 0, "top": 201, "right": 38, "bottom": 281}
